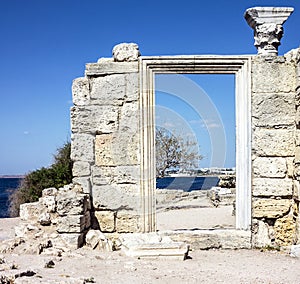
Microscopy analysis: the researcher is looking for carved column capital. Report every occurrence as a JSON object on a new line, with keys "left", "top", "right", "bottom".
{"left": 244, "top": 7, "right": 294, "bottom": 56}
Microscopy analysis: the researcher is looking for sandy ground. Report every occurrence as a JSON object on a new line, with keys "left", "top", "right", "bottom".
{"left": 0, "top": 218, "right": 300, "bottom": 283}
{"left": 157, "top": 206, "right": 235, "bottom": 230}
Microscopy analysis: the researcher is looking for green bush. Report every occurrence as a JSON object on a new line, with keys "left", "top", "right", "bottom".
{"left": 9, "top": 142, "right": 73, "bottom": 217}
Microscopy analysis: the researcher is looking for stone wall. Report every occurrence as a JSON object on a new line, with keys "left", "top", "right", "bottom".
{"left": 71, "top": 43, "right": 142, "bottom": 234}
{"left": 251, "top": 50, "right": 299, "bottom": 247}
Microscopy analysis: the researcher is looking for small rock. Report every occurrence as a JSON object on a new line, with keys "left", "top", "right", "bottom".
{"left": 290, "top": 244, "right": 300, "bottom": 258}
{"left": 44, "top": 260, "right": 55, "bottom": 268}
{"left": 112, "top": 43, "right": 140, "bottom": 62}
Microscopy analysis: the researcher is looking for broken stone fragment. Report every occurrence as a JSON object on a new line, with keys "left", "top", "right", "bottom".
{"left": 112, "top": 43, "right": 140, "bottom": 62}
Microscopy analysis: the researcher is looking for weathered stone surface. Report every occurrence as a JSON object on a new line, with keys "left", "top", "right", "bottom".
{"left": 71, "top": 134, "right": 94, "bottom": 162}
{"left": 252, "top": 178, "right": 293, "bottom": 197}
{"left": 252, "top": 93, "right": 295, "bottom": 127}
{"left": 252, "top": 58, "right": 296, "bottom": 93}
{"left": 57, "top": 191, "right": 88, "bottom": 216}
{"left": 251, "top": 220, "right": 272, "bottom": 248}
{"left": 290, "top": 244, "right": 300, "bottom": 258}
{"left": 125, "top": 73, "right": 139, "bottom": 102}
{"left": 57, "top": 215, "right": 85, "bottom": 233}
{"left": 286, "top": 157, "right": 294, "bottom": 178}
{"left": 116, "top": 212, "right": 139, "bottom": 233}
{"left": 160, "top": 230, "right": 251, "bottom": 250}
{"left": 42, "top": 187, "right": 57, "bottom": 197}
{"left": 19, "top": 202, "right": 41, "bottom": 221}
{"left": 40, "top": 196, "right": 56, "bottom": 213}
{"left": 253, "top": 157, "right": 287, "bottom": 178}
{"left": 119, "top": 102, "right": 139, "bottom": 132}
{"left": 85, "top": 229, "right": 112, "bottom": 251}
{"left": 38, "top": 212, "right": 51, "bottom": 226}
{"left": 72, "top": 177, "right": 91, "bottom": 194}
{"left": 58, "top": 233, "right": 84, "bottom": 249}
{"left": 72, "top": 77, "right": 90, "bottom": 106}
{"left": 293, "top": 180, "right": 300, "bottom": 201}
{"left": 112, "top": 43, "right": 140, "bottom": 62}
{"left": 72, "top": 161, "right": 91, "bottom": 177}
{"left": 92, "top": 165, "right": 139, "bottom": 185}
{"left": 95, "top": 133, "right": 139, "bottom": 166}
{"left": 71, "top": 105, "right": 119, "bottom": 134}
{"left": 90, "top": 74, "right": 126, "bottom": 105}
{"left": 244, "top": 7, "right": 294, "bottom": 56}
{"left": 85, "top": 61, "right": 139, "bottom": 75}
{"left": 94, "top": 211, "right": 115, "bottom": 232}
{"left": 119, "top": 232, "right": 189, "bottom": 260}
{"left": 85, "top": 229, "right": 103, "bottom": 249}
{"left": 92, "top": 184, "right": 139, "bottom": 211}
{"left": 253, "top": 129, "right": 294, "bottom": 156}
{"left": 274, "top": 216, "right": 296, "bottom": 246}
{"left": 253, "top": 198, "right": 291, "bottom": 218}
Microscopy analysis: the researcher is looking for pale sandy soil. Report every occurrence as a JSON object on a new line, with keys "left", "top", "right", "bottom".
{"left": 157, "top": 206, "right": 235, "bottom": 230}
{"left": 0, "top": 218, "right": 299, "bottom": 283}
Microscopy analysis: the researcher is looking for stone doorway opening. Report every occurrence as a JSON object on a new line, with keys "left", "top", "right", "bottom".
{"left": 139, "top": 56, "right": 252, "bottom": 234}
{"left": 154, "top": 73, "right": 236, "bottom": 231}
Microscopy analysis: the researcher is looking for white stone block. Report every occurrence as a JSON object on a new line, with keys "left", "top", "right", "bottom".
{"left": 112, "top": 43, "right": 140, "bottom": 62}
{"left": 253, "top": 157, "right": 287, "bottom": 178}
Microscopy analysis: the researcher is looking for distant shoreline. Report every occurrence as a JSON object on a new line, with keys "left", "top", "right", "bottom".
{"left": 0, "top": 175, "right": 25, "bottom": 179}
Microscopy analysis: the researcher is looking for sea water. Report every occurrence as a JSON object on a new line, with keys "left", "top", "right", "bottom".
{"left": 0, "top": 178, "right": 22, "bottom": 218}
{"left": 156, "top": 176, "right": 219, "bottom": 192}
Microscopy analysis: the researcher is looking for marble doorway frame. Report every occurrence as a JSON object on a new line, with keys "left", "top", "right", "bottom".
{"left": 139, "top": 55, "right": 252, "bottom": 233}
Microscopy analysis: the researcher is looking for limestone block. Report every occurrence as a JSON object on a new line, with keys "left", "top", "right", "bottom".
{"left": 119, "top": 102, "right": 139, "bottom": 133}
{"left": 71, "top": 133, "right": 94, "bottom": 162}
{"left": 72, "top": 177, "right": 91, "bottom": 194}
{"left": 90, "top": 74, "right": 126, "bottom": 105}
{"left": 71, "top": 105, "right": 119, "bottom": 134}
{"left": 58, "top": 233, "right": 84, "bottom": 249}
{"left": 85, "top": 229, "right": 103, "bottom": 249}
{"left": 72, "top": 161, "right": 91, "bottom": 177}
{"left": 295, "top": 130, "right": 300, "bottom": 146}
{"left": 42, "top": 187, "right": 58, "bottom": 197}
{"left": 85, "top": 229, "right": 112, "bottom": 251}
{"left": 159, "top": 230, "right": 251, "bottom": 250}
{"left": 252, "top": 178, "right": 293, "bottom": 197}
{"left": 125, "top": 73, "right": 139, "bottom": 102}
{"left": 57, "top": 215, "right": 85, "bottom": 233}
{"left": 252, "top": 58, "right": 296, "bottom": 93}
{"left": 92, "top": 165, "right": 139, "bottom": 185}
{"left": 92, "top": 184, "right": 140, "bottom": 211}
{"left": 251, "top": 220, "right": 272, "bottom": 248}
{"left": 19, "top": 202, "right": 41, "bottom": 221}
{"left": 56, "top": 191, "right": 88, "bottom": 216}
{"left": 112, "top": 43, "right": 140, "bottom": 62}
{"left": 252, "top": 93, "right": 295, "bottom": 127}
{"left": 95, "top": 132, "right": 139, "bottom": 166}
{"left": 274, "top": 216, "right": 296, "bottom": 246}
{"left": 252, "top": 129, "right": 294, "bottom": 156}
{"left": 286, "top": 157, "right": 294, "bottom": 178}
{"left": 86, "top": 62, "right": 139, "bottom": 76}
{"left": 253, "top": 157, "right": 287, "bottom": 178}
{"left": 295, "top": 146, "right": 300, "bottom": 164}
{"left": 253, "top": 198, "right": 291, "bottom": 218}
{"left": 40, "top": 195, "right": 56, "bottom": 213}
{"left": 294, "top": 180, "right": 300, "bottom": 201}
{"left": 116, "top": 212, "right": 139, "bottom": 233}
{"left": 72, "top": 77, "right": 90, "bottom": 106}
{"left": 290, "top": 244, "right": 300, "bottom": 258}
{"left": 38, "top": 212, "right": 51, "bottom": 226}
{"left": 95, "top": 211, "right": 115, "bottom": 232}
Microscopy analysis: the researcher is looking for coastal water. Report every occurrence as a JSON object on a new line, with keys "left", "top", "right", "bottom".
{"left": 0, "top": 178, "right": 22, "bottom": 218}
{"left": 156, "top": 176, "right": 219, "bottom": 192}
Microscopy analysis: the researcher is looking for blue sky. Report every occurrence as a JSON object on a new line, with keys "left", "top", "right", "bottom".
{"left": 0, "top": 0, "right": 299, "bottom": 175}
